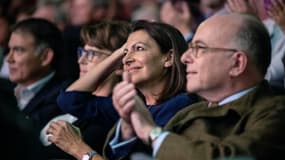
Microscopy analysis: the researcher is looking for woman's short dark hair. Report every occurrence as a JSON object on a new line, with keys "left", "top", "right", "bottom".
{"left": 131, "top": 20, "right": 188, "bottom": 104}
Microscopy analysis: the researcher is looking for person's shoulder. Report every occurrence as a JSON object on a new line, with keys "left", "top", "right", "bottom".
{"left": 260, "top": 94, "right": 285, "bottom": 106}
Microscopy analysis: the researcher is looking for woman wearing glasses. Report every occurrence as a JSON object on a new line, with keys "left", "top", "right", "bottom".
{"left": 47, "top": 20, "right": 199, "bottom": 160}
{"left": 42, "top": 20, "right": 131, "bottom": 159}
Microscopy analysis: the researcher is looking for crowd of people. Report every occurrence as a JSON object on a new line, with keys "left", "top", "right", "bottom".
{"left": 1, "top": 0, "right": 285, "bottom": 160}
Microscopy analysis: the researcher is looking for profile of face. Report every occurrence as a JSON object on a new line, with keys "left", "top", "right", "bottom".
{"left": 6, "top": 32, "right": 47, "bottom": 86}
{"left": 77, "top": 44, "right": 111, "bottom": 77}
{"left": 181, "top": 16, "right": 238, "bottom": 96}
{"left": 122, "top": 30, "right": 172, "bottom": 86}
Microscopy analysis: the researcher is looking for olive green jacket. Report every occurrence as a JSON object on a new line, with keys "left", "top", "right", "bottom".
{"left": 156, "top": 81, "right": 285, "bottom": 160}
{"left": 103, "top": 81, "right": 285, "bottom": 160}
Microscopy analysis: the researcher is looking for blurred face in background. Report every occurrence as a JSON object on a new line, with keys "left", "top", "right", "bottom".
{"left": 70, "top": 0, "right": 93, "bottom": 26}
{"left": 33, "top": 5, "right": 56, "bottom": 24}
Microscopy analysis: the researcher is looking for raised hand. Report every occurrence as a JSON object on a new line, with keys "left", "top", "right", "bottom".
{"left": 112, "top": 72, "right": 158, "bottom": 143}
{"left": 112, "top": 72, "right": 136, "bottom": 123}
{"left": 112, "top": 72, "right": 137, "bottom": 140}
{"left": 130, "top": 95, "right": 156, "bottom": 143}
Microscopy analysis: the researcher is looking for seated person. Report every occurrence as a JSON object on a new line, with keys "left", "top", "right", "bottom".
{"left": 42, "top": 20, "right": 131, "bottom": 159}
{"left": 0, "top": 52, "right": 47, "bottom": 160}
{"left": 109, "top": 13, "right": 285, "bottom": 160}
{"left": 6, "top": 18, "right": 67, "bottom": 131}
{"left": 46, "top": 20, "right": 199, "bottom": 160}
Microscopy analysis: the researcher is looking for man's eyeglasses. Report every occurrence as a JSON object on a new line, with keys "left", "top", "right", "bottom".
{"left": 188, "top": 43, "right": 238, "bottom": 58}
{"left": 77, "top": 47, "right": 110, "bottom": 61}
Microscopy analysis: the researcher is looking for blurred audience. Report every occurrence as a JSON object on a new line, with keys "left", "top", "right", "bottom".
{"left": 226, "top": 0, "right": 285, "bottom": 93}
{"left": 69, "top": 0, "right": 116, "bottom": 26}
{"left": 131, "top": 0, "right": 160, "bottom": 21}
{"left": 33, "top": 0, "right": 68, "bottom": 31}
{"left": 200, "top": 0, "right": 227, "bottom": 17}
{"left": 0, "top": 49, "right": 47, "bottom": 160}
{"left": 160, "top": 0, "right": 205, "bottom": 42}
{"left": 266, "top": 0, "right": 285, "bottom": 92}
{"left": 267, "top": 0, "right": 285, "bottom": 34}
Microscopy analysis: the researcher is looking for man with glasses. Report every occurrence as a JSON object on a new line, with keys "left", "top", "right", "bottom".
{"left": 110, "top": 13, "right": 285, "bottom": 160}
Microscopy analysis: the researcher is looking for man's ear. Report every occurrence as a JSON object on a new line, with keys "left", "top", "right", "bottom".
{"left": 40, "top": 48, "right": 54, "bottom": 67}
{"left": 229, "top": 51, "right": 248, "bottom": 77}
{"left": 164, "top": 49, "right": 174, "bottom": 68}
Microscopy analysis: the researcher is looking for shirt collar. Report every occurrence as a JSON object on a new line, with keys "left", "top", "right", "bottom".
{"left": 15, "top": 72, "right": 55, "bottom": 97}
{"left": 184, "top": 32, "right": 194, "bottom": 43}
{"left": 218, "top": 86, "right": 256, "bottom": 106}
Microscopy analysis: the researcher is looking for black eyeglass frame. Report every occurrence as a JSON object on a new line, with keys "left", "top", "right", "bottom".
{"left": 188, "top": 43, "right": 238, "bottom": 58}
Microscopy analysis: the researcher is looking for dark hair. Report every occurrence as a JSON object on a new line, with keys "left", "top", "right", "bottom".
{"left": 234, "top": 14, "right": 271, "bottom": 76}
{"left": 131, "top": 20, "right": 188, "bottom": 104}
{"left": 80, "top": 20, "right": 131, "bottom": 52}
{"left": 11, "top": 18, "right": 63, "bottom": 70}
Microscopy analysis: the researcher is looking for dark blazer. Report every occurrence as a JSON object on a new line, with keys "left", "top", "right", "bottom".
{"left": 155, "top": 81, "right": 285, "bottom": 160}
{"left": 22, "top": 75, "right": 66, "bottom": 130}
{"left": 0, "top": 77, "right": 47, "bottom": 160}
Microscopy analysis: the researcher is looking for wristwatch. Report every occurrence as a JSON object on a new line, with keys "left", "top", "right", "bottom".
{"left": 148, "top": 127, "right": 163, "bottom": 144}
{"left": 82, "top": 150, "right": 97, "bottom": 160}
